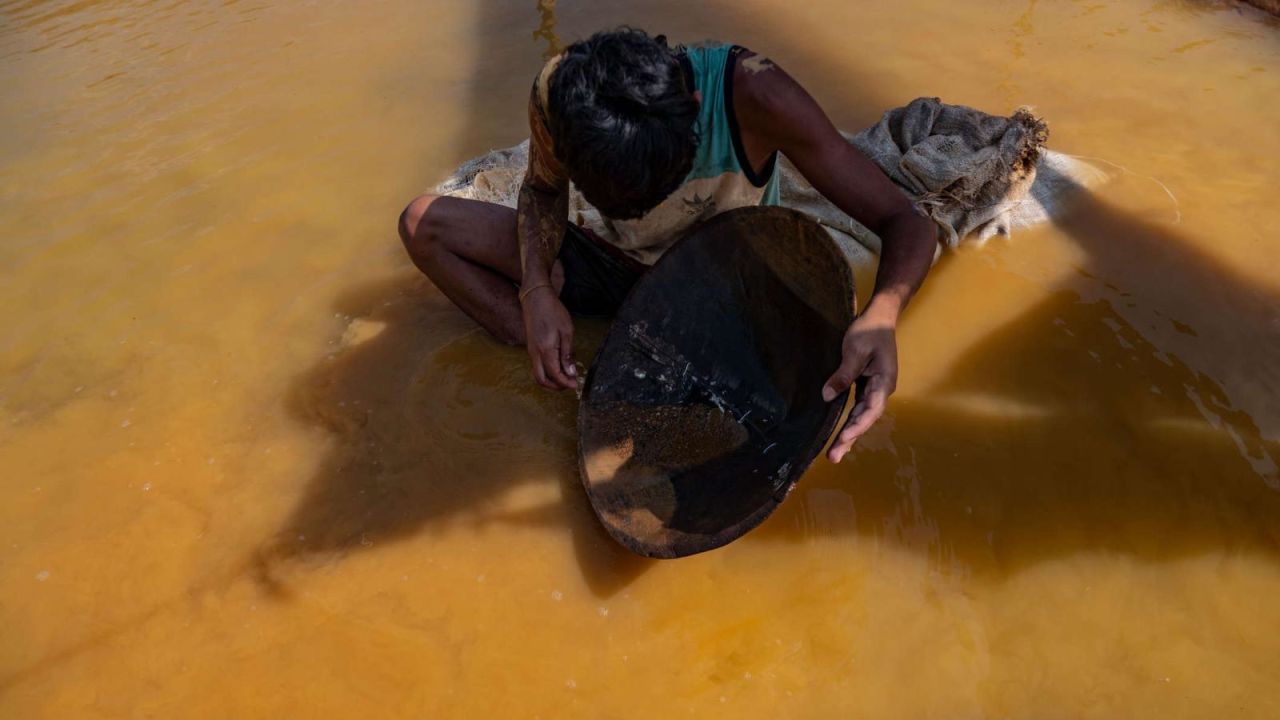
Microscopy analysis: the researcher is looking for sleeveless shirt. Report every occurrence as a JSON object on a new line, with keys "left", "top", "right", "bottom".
{"left": 535, "top": 43, "right": 780, "bottom": 266}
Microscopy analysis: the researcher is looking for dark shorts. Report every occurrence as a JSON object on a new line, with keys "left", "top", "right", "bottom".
{"left": 557, "top": 225, "right": 648, "bottom": 318}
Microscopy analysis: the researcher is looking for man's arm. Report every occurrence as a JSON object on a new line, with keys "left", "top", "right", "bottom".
{"left": 735, "top": 54, "right": 938, "bottom": 462}
{"left": 518, "top": 90, "right": 578, "bottom": 390}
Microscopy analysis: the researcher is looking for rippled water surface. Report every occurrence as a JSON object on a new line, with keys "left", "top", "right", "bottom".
{"left": 2, "top": 0, "right": 1279, "bottom": 717}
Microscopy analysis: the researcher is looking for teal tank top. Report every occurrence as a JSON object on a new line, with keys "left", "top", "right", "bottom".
{"left": 538, "top": 42, "right": 781, "bottom": 265}
{"left": 681, "top": 43, "right": 781, "bottom": 207}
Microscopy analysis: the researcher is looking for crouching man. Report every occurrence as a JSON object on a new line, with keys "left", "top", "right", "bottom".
{"left": 398, "top": 29, "right": 935, "bottom": 461}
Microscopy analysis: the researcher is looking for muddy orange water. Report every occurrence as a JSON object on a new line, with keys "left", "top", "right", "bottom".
{"left": 2, "top": 1, "right": 1279, "bottom": 717}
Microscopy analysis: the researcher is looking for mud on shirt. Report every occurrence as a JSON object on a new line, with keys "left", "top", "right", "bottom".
{"left": 532, "top": 42, "right": 781, "bottom": 266}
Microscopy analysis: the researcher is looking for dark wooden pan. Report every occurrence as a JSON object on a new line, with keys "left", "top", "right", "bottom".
{"left": 577, "top": 206, "right": 857, "bottom": 558}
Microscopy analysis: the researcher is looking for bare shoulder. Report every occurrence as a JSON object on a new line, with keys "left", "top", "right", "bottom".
{"left": 731, "top": 48, "right": 829, "bottom": 149}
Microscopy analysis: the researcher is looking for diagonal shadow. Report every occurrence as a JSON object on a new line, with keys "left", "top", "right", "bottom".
{"left": 258, "top": 0, "right": 1280, "bottom": 596}
{"left": 250, "top": 272, "right": 653, "bottom": 597}
{"left": 749, "top": 168, "right": 1280, "bottom": 572}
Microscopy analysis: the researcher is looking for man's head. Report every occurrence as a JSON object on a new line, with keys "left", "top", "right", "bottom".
{"left": 548, "top": 28, "right": 699, "bottom": 220}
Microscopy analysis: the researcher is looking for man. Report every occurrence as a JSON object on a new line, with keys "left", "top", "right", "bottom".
{"left": 398, "top": 29, "right": 935, "bottom": 463}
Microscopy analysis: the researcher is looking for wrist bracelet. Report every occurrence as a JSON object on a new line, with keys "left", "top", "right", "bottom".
{"left": 518, "top": 282, "right": 554, "bottom": 302}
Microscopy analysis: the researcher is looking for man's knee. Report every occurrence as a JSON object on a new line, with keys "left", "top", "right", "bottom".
{"left": 398, "top": 194, "right": 442, "bottom": 251}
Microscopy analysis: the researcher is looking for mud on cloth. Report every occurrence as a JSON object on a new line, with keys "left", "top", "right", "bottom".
{"left": 851, "top": 96, "right": 1048, "bottom": 247}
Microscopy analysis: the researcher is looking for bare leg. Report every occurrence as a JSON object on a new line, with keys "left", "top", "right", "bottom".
{"left": 398, "top": 194, "right": 560, "bottom": 346}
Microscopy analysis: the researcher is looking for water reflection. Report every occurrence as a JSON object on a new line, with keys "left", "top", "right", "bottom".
{"left": 533, "top": 0, "right": 562, "bottom": 59}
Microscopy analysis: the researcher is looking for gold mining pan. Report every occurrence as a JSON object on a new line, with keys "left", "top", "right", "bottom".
{"left": 577, "top": 206, "right": 856, "bottom": 558}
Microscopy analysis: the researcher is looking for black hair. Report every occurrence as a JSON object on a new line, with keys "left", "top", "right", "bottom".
{"left": 547, "top": 28, "right": 699, "bottom": 220}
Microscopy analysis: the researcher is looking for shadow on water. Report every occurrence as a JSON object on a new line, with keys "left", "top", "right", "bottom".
{"left": 755, "top": 175, "right": 1280, "bottom": 573}
{"left": 1052, "top": 177, "right": 1280, "bottom": 438}
{"left": 257, "top": 1, "right": 1280, "bottom": 596}
{"left": 250, "top": 272, "right": 653, "bottom": 598}
{"left": 761, "top": 287, "right": 1280, "bottom": 573}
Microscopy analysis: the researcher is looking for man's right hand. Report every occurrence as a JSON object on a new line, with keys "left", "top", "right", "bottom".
{"left": 520, "top": 286, "right": 577, "bottom": 390}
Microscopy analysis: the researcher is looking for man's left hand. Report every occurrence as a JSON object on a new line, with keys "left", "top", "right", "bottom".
{"left": 821, "top": 306, "right": 899, "bottom": 463}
